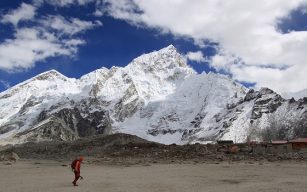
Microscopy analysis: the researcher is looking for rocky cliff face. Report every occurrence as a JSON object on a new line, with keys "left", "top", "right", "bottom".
{"left": 0, "top": 45, "right": 306, "bottom": 145}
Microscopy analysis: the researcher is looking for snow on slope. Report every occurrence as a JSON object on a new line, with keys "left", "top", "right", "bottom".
{"left": 0, "top": 45, "right": 306, "bottom": 145}
{"left": 82, "top": 45, "right": 195, "bottom": 102}
{"left": 116, "top": 72, "right": 247, "bottom": 144}
{"left": 0, "top": 70, "right": 80, "bottom": 130}
{"left": 0, "top": 45, "right": 196, "bottom": 145}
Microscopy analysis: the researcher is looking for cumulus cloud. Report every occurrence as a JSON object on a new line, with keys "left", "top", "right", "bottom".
{"left": 33, "top": 0, "right": 95, "bottom": 7}
{"left": 1, "top": 3, "right": 36, "bottom": 26}
{"left": 98, "top": 0, "right": 307, "bottom": 93}
{"left": 41, "top": 15, "right": 102, "bottom": 35}
{"left": 0, "top": 27, "right": 85, "bottom": 72}
{"left": 185, "top": 51, "right": 206, "bottom": 63}
{"left": 210, "top": 49, "right": 243, "bottom": 72}
{"left": 0, "top": 2, "right": 102, "bottom": 72}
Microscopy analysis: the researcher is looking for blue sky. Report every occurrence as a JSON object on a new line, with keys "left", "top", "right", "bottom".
{"left": 1, "top": 0, "right": 307, "bottom": 94}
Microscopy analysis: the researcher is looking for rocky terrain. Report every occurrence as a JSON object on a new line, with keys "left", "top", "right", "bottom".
{"left": 2, "top": 133, "right": 307, "bottom": 166}
{"left": 0, "top": 45, "right": 307, "bottom": 145}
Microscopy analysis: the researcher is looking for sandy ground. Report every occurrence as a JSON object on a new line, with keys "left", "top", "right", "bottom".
{"left": 1, "top": 160, "right": 307, "bottom": 192}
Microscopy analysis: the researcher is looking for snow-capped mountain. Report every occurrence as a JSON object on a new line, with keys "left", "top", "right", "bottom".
{"left": 0, "top": 45, "right": 306, "bottom": 145}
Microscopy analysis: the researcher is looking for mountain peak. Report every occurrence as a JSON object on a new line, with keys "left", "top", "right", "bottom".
{"left": 155, "top": 44, "right": 178, "bottom": 56}
{"left": 37, "top": 69, "right": 64, "bottom": 77}
{"left": 4, "top": 46, "right": 304, "bottom": 146}
{"left": 130, "top": 44, "right": 189, "bottom": 69}
{"left": 33, "top": 69, "right": 67, "bottom": 81}
{"left": 0, "top": 69, "right": 68, "bottom": 98}
{"left": 161, "top": 44, "right": 176, "bottom": 51}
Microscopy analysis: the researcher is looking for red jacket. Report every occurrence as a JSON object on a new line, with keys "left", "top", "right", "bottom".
{"left": 74, "top": 160, "right": 81, "bottom": 173}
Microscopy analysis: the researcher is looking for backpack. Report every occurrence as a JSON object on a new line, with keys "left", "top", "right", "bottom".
{"left": 71, "top": 159, "right": 78, "bottom": 171}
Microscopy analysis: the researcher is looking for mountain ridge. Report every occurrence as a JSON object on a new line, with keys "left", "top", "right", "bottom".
{"left": 0, "top": 45, "right": 306, "bottom": 145}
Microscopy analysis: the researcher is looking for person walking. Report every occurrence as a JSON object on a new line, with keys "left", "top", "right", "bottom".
{"left": 71, "top": 156, "right": 84, "bottom": 186}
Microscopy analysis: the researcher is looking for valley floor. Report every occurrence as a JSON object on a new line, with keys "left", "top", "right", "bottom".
{"left": 1, "top": 160, "right": 307, "bottom": 192}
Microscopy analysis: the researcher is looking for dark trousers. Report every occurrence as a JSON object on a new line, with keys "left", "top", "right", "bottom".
{"left": 73, "top": 171, "right": 80, "bottom": 184}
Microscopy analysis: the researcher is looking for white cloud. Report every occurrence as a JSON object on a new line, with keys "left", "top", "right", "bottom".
{"left": 210, "top": 49, "right": 243, "bottom": 72}
{"left": 0, "top": 27, "right": 84, "bottom": 72}
{"left": 0, "top": 80, "right": 10, "bottom": 89}
{"left": 99, "top": 0, "right": 307, "bottom": 93}
{"left": 93, "top": 9, "right": 104, "bottom": 17}
{"left": 282, "top": 88, "right": 307, "bottom": 99}
{"left": 230, "top": 64, "right": 307, "bottom": 94}
{"left": 1, "top": 3, "right": 36, "bottom": 26}
{"left": 186, "top": 51, "right": 206, "bottom": 63}
{"left": 33, "top": 0, "right": 95, "bottom": 7}
{"left": 0, "top": 2, "right": 103, "bottom": 72}
{"left": 41, "top": 15, "right": 102, "bottom": 35}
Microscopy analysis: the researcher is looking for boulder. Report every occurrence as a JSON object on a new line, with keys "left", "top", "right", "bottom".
{"left": 0, "top": 152, "right": 20, "bottom": 162}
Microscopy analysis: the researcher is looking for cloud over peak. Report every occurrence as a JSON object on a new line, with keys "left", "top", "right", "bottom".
{"left": 97, "top": 0, "right": 307, "bottom": 93}
{"left": 186, "top": 51, "right": 207, "bottom": 63}
{"left": 1, "top": 0, "right": 307, "bottom": 94}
